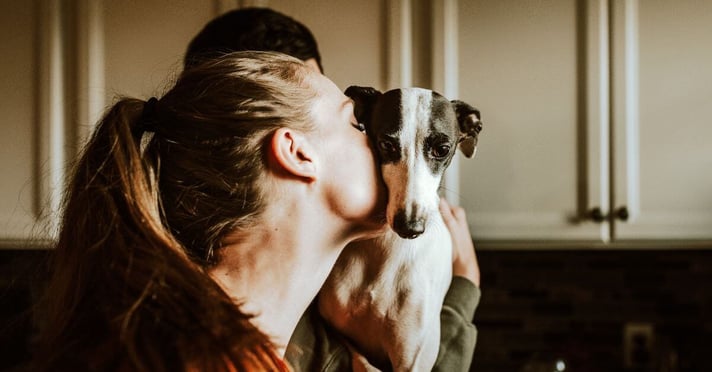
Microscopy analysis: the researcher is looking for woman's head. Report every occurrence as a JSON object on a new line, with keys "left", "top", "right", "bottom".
{"left": 146, "top": 52, "right": 317, "bottom": 265}
{"left": 148, "top": 51, "right": 382, "bottom": 265}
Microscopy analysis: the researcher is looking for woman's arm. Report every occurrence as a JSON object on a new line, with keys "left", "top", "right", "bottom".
{"left": 433, "top": 276, "right": 480, "bottom": 372}
{"left": 433, "top": 198, "right": 480, "bottom": 372}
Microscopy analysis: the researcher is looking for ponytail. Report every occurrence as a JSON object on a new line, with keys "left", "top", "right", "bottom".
{"left": 36, "top": 96, "right": 287, "bottom": 371}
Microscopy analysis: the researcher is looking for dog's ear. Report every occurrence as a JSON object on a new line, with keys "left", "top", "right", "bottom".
{"left": 344, "top": 86, "right": 382, "bottom": 128}
{"left": 451, "top": 100, "right": 483, "bottom": 158}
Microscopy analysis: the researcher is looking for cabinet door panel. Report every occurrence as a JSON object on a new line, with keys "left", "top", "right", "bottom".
{"left": 457, "top": 0, "right": 608, "bottom": 241}
{"left": 0, "top": 1, "right": 37, "bottom": 242}
{"left": 613, "top": 0, "right": 712, "bottom": 240}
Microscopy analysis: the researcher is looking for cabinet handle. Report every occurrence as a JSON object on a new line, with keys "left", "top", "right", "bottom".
{"left": 616, "top": 206, "right": 629, "bottom": 221}
{"left": 587, "top": 206, "right": 629, "bottom": 223}
{"left": 588, "top": 207, "right": 606, "bottom": 223}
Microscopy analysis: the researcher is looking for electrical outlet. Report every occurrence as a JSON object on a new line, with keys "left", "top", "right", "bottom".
{"left": 623, "top": 322, "right": 654, "bottom": 369}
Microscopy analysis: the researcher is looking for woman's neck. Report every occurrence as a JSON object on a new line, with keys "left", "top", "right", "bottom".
{"left": 208, "top": 196, "right": 349, "bottom": 357}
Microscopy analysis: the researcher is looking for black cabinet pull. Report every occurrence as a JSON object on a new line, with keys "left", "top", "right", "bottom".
{"left": 589, "top": 207, "right": 606, "bottom": 223}
{"left": 587, "top": 207, "right": 628, "bottom": 223}
{"left": 616, "top": 206, "right": 629, "bottom": 221}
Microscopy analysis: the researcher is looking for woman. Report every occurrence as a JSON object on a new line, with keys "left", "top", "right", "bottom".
{"left": 184, "top": 9, "right": 481, "bottom": 371}
{"left": 36, "top": 49, "right": 481, "bottom": 372}
{"left": 36, "top": 51, "right": 385, "bottom": 371}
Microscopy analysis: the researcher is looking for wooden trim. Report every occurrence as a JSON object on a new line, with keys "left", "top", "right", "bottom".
{"left": 431, "top": 0, "right": 458, "bottom": 99}
{"left": 235, "top": 0, "right": 267, "bottom": 10}
{"left": 386, "top": 0, "right": 412, "bottom": 88}
{"left": 2, "top": 0, "right": 66, "bottom": 245}
{"left": 476, "top": 239, "right": 712, "bottom": 251}
{"left": 611, "top": 0, "right": 640, "bottom": 230}
{"left": 75, "top": 0, "right": 105, "bottom": 145}
{"left": 468, "top": 210, "right": 615, "bottom": 242}
{"left": 36, "top": 0, "right": 65, "bottom": 241}
{"left": 431, "top": 0, "right": 461, "bottom": 204}
{"left": 585, "top": 0, "right": 611, "bottom": 242}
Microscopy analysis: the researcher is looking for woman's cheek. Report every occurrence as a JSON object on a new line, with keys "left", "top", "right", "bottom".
{"left": 357, "top": 148, "right": 388, "bottom": 223}
{"left": 332, "top": 147, "right": 382, "bottom": 222}
{"left": 347, "top": 156, "right": 381, "bottom": 218}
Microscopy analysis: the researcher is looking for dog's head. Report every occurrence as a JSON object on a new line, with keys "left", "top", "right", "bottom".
{"left": 345, "top": 86, "right": 482, "bottom": 239}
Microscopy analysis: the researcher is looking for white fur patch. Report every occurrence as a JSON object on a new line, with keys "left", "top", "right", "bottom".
{"left": 386, "top": 88, "right": 441, "bottom": 224}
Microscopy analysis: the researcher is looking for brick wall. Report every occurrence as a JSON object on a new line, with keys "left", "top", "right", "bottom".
{"left": 472, "top": 249, "right": 712, "bottom": 372}
{"left": 2, "top": 249, "right": 712, "bottom": 371}
{"left": 0, "top": 250, "right": 47, "bottom": 371}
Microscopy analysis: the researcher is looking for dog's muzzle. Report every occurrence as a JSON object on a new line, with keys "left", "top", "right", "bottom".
{"left": 392, "top": 209, "right": 425, "bottom": 239}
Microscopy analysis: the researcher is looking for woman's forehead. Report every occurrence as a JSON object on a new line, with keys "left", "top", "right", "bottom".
{"left": 305, "top": 76, "right": 351, "bottom": 130}
{"left": 309, "top": 73, "right": 348, "bottom": 110}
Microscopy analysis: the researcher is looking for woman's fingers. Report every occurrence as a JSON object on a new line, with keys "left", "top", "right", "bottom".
{"left": 439, "top": 197, "right": 456, "bottom": 225}
{"left": 439, "top": 198, "right": 480, "bottom": 287}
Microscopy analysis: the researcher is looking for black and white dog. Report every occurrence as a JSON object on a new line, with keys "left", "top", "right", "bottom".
{"left": 319, "top": 86, "right": 483, "bottom": 371}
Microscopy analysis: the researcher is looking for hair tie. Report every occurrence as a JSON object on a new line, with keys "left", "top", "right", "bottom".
{"left": 137, "top": 97, "right": 159, "bottom": 155}
{"left": 138, "top": 97, "right": 159, "bottom": 133}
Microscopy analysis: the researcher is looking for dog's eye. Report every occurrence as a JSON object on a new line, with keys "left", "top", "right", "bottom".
{"left": 352, "top": 122, "right": 366, "bottom": 132}
{"left": 379, "top": 140, "right": 397, "bottom": 154}
{"left": 431, "top": 144, "right": 451, "bottom": 159}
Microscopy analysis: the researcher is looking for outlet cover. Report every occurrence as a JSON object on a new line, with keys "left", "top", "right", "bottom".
{"left": 623, "top": 322, "right": 654, "bottom": 369}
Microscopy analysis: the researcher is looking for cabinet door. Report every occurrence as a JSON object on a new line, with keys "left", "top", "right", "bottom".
{"left": 0, "top": 1, "right": 228, "bottom": 246}
{"left": 0, "top": 0, "right": 38, "bottom": 243}
{"left": 612, "top": 0, "right": 712, "bottom": 240}
{"left": 456, "top": 0, "right": 609, "bottom": 242}
{"left": 0, "top": 0, "right": 62, "bottom": 245}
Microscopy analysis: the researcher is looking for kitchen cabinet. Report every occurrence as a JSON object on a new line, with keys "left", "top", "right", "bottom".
{"left": 455, "top": 0, "right": 712, "bottom": 246}
{"left": 0, "top": 0, "right": 225, "bottom": 247}
{"left": 612, "top": 0, "right": 712, "bottom": 241}
{"left": 2, "top": 0, "right": 710, "bottom": 248}
{"left": 0, "top": 0, "right": 59, "bottom": 246}
{"left": 0, "top": 0, "right": 393, "bottom": 247}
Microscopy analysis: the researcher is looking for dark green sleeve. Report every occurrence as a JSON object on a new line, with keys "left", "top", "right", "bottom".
{"left": 286, "top": 277, "right": 481, "bottom": 372}
{"left": 433, "top": 276, "right": 481, "bottom": 372}
{"left": 285, "top": 301, "right": 353, "bottom": 372}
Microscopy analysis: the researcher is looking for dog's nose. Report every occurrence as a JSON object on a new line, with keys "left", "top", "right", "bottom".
{"left": 392, "top": 210, "right": 425, "bottom": 239}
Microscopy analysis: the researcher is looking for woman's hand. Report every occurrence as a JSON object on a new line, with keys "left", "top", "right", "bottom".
{"left": 439, "top": 198, "right": 480, "bottom": 287}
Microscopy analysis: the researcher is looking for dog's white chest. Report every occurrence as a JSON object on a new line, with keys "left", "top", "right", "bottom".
{"left": 377, "top": 216, "right": 453, "bottom": 294}
{"left": 319, "top": 214, "right": 453, "bottom": 370}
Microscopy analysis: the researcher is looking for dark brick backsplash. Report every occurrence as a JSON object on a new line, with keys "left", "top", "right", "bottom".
{"left": 473, "top": 249, "right": 712, "bottom": 372}
{"left": 2, "top": 249, "right": 711, "bottom": 372}
{"left": 0, "top": 250, "right": 48, "bottom": 372}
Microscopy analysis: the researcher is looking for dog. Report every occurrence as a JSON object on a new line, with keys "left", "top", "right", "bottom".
{"left": 318, "top": 86, "right": 482, "bottom": 371}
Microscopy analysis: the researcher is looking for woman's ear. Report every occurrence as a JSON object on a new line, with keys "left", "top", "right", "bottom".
{"left": 269, "top": 128, "right": 317, "bottom": 182}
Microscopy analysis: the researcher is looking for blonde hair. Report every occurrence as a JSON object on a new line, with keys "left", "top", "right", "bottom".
{"left": 36, "top": 51, "right": 316, "bottom": 371}
{"left": 156, "top": 51, "right": 316, "bottom": 265}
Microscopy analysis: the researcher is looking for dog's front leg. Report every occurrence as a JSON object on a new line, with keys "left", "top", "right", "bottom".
{"left": 382, "top": 290, "right": 442, "bottom": 372}
{"left": 388, "top": 328, "right": 440, "bottom": 372}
